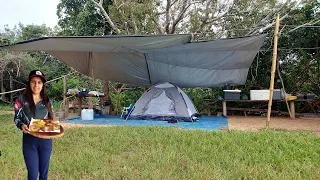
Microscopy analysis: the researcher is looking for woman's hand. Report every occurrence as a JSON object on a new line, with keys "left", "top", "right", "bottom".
{"left": 21, "top": 124, "right": 29, "bottom": 134}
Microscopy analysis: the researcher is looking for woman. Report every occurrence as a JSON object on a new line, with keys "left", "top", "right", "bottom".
{"left": 14, "top": 70, "right": 54, "bottom": 180}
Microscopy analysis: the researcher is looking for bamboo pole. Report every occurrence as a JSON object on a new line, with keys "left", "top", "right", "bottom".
{"left": 266, "top": 15, "right": 280, "bottom": 128}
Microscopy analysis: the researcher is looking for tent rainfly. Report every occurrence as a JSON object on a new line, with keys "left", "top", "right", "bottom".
{"left": 2, "top": 34, "right": 267, "bottom": 87}
{"left": 128, "top": 82, "right": 199, "bottom": 122}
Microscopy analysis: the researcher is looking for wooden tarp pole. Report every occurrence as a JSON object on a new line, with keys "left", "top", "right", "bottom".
{"left": 87, "top": 67, "right": 94, "bottom": 109}
{"left": 266, "top": 15, "right": 280, "bottom": 128}
{"left": 92, "top": 68, "right": 95, "bottom": 89}
{"left": 63, "top": 75, "right": 69, "bottom": 120}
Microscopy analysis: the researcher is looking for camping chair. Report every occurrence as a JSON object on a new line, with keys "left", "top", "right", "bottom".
{"left": 120, "top": 104, "right": 135, "bottom": 119}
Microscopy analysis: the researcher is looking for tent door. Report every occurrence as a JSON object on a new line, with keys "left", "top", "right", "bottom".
{"left": 144, "top": 91, "right": 176, "bottom": 115}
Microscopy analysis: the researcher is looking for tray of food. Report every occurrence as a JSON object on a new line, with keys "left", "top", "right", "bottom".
{"left": 28, "top": 118, "right": 64, "bottom": 139}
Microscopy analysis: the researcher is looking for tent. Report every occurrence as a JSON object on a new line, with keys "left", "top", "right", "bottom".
{"left": 2, "top": 34, "right": 267, "bottom": 87}
{"left": 127, "top": 82, "right": 199, "bottom": 122}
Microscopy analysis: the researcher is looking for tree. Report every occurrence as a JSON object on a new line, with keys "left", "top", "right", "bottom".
{"left": 88, "top": 0, "right": 302, "bottom": 38}
{"left": 55, "top": 0, "right": 314, "bottom": 114}
{"left": 57, "top": 0, "right": 113, "bottom": 35}
{"left": 278, "top": 0, "right": 320, "bottom": 96}
{"left": 0, "top": 26, "right": 28, "bottom": 103}
{"left": 0, "top": 24, "right": 76, "bottom": 102}
{"left": 0, "top": 52, "right": 27, "bottom": 103}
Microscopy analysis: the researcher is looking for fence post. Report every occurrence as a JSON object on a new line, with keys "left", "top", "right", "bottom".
{"left": 10, "top": 75, "right": 13, "bottom": 102}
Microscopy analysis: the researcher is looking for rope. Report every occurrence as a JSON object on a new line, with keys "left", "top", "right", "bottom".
{"left": 0, "top": 71, "right": 77, "bottom": 95}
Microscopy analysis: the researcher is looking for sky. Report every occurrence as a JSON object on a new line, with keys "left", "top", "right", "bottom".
{"left": 0, "top": 0, "right": 60, "bottom": 30}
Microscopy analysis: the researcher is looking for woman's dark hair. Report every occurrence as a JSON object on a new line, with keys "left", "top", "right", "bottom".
{"left": 24, "top": 78, "right": 53, "bottom": 119}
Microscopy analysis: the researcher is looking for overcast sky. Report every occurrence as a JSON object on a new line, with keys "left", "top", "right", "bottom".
{"left": 0, "top": 0, "right": 60, "bottom": 30}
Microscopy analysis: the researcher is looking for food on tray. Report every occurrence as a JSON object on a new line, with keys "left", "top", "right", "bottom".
{"left": 29, "top": 119, "right": 61, "bottom": 133}
{"left": 30, "top": 124, "right": 41, "bottom": 132}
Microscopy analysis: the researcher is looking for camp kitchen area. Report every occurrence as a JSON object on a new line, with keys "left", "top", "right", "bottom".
{"left": 66, "top": 88, "right": 107, "bottom": 117}
{"left": 222, "top": 89, "right": 316, "bottom": 119}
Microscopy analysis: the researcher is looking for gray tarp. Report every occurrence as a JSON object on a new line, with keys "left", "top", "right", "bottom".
{"left": 3, "top": 34, "right": 266, "bottom": 87}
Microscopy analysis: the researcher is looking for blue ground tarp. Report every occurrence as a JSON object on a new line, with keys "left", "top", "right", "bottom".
{"left": 67, "top": 115, "right": 228, "bottom": 130}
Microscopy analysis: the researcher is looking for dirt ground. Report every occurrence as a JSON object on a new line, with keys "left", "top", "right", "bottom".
{"left": 61, "top": 114, "right": 320, "bottom": 135}
{"left": 2, "top": 111, "right": 319, "bottom": 134}
{"left": 228, "top": 116, "right": 320, "bottom": 134}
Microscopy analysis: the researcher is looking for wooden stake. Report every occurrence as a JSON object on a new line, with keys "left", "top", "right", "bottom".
{"left": 266, "top": 15, "right": 280, "bottom": 128}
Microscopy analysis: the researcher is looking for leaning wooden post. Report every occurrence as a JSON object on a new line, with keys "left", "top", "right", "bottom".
{"left": 266, "top": 15, "right": 280, "bottom": 128}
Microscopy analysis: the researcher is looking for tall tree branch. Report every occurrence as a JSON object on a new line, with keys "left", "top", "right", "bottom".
{"left": 247, "top": 14, "right": 288, "bottom": 35}
{"left": 170, "top": 0, "right": 190, "bottom": 34}
{"left": 151, "top": 17, "right": 164, "bottom": 34}
{"left": 165, "top": 0, "right": 172, "bottom": 34}
{"left": 289, "top": 17, "right": 320, "bottom": 33}
{"left": 130, "top": 12, "right": 139, "bottom": 34}
{"left": 90, "top": 0, "right": 121, "bottom": 34}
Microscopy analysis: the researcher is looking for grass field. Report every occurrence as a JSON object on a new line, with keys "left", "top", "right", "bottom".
{"left": 1, "top": 114, "right": 320, "bottom": 179}
{"left": 0, "top": 100, "right": 62, "bottom": 112}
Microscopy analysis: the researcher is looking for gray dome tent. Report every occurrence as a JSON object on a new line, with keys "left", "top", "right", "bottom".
{"left": 128, "top": 82, "right": 199, "bottom": 122}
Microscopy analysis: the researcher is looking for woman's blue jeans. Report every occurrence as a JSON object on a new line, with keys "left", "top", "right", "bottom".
{"left": 23, "top": 133, "right": 52, "bottom": 180}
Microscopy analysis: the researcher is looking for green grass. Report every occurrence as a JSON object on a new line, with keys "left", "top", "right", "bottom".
{"left": 1, "top": 114, "right": 320, "bottom": 179}
{"left": 0, "top": 100, "right": 61, "bottom": 112}
{"left": 0, "top": 104, "right": 13, "bottom": 111}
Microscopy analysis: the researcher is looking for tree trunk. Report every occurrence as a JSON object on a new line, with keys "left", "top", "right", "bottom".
{"left": 10, "top": 75, "right": 13, "bottom": 103}
{"left": 116, "top": 91, "right": 121, "bottom": 113}
{"left": 102, "top": 80, "right": 110, "bottom": 104}
{"left": 0, "top": 72, "right": 5, "bottom": 101}
{"left": 102, "top": 80, "right": 113, "bottom": 114}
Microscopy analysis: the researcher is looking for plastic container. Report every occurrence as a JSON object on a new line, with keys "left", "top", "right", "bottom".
{"left": 250, "top": 89, "right": 281, "bottom": 100}
{"left": 224, "top": 90, "right": 241, "bottom": 100}
{"left": 296, "top": 94, "right": 305, "bottom": 100}
{"left": 306, "top": 94, "right": 315, "bottom": 100}
{"left": 81, "top": 109, "right": 94, "bottom": 120}
{"left": 241, "top": 95, "right": 249, "bottom": 100}
{"left": 273, "top": 89, "right": 281, "bottom": 100}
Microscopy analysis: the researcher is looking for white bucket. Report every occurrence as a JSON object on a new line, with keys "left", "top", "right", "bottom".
{"left": 81, "top": 109, "right": 94, "bottom": 120}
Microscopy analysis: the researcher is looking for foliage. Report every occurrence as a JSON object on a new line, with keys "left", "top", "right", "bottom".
{"left": 119, "top": 85, "right": 145, "bottom": 110}
{"left": 109, "top": 84, "right": 145, "bottom": 113}
{"left": 245, "top": 1, "right": 320, "bottom": 96}
{"left": 106, "top": 0, "right": 158, "bottom": 34}
{"left": 0, "top": 24, "right": 76, "bottom": 103}
{"left": 57, "top": 0, "right": 113, "bottom": 35}
{"left": 1, "top": 115, "right": 320, "bottom": 179}
{"left": 0, "top": 25, "right": 22, "bottom": 46}
{"left": 48, "top": 73, "right": 91, "bottom": 100}
{"left": 184, "top": 88, "right": 223, "bottom": 115}
{"left": 19, "top": 24, "right": 51, "bottom": 40}
{"left": 277, "top": 0, "right": 320, "bottom": 96}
